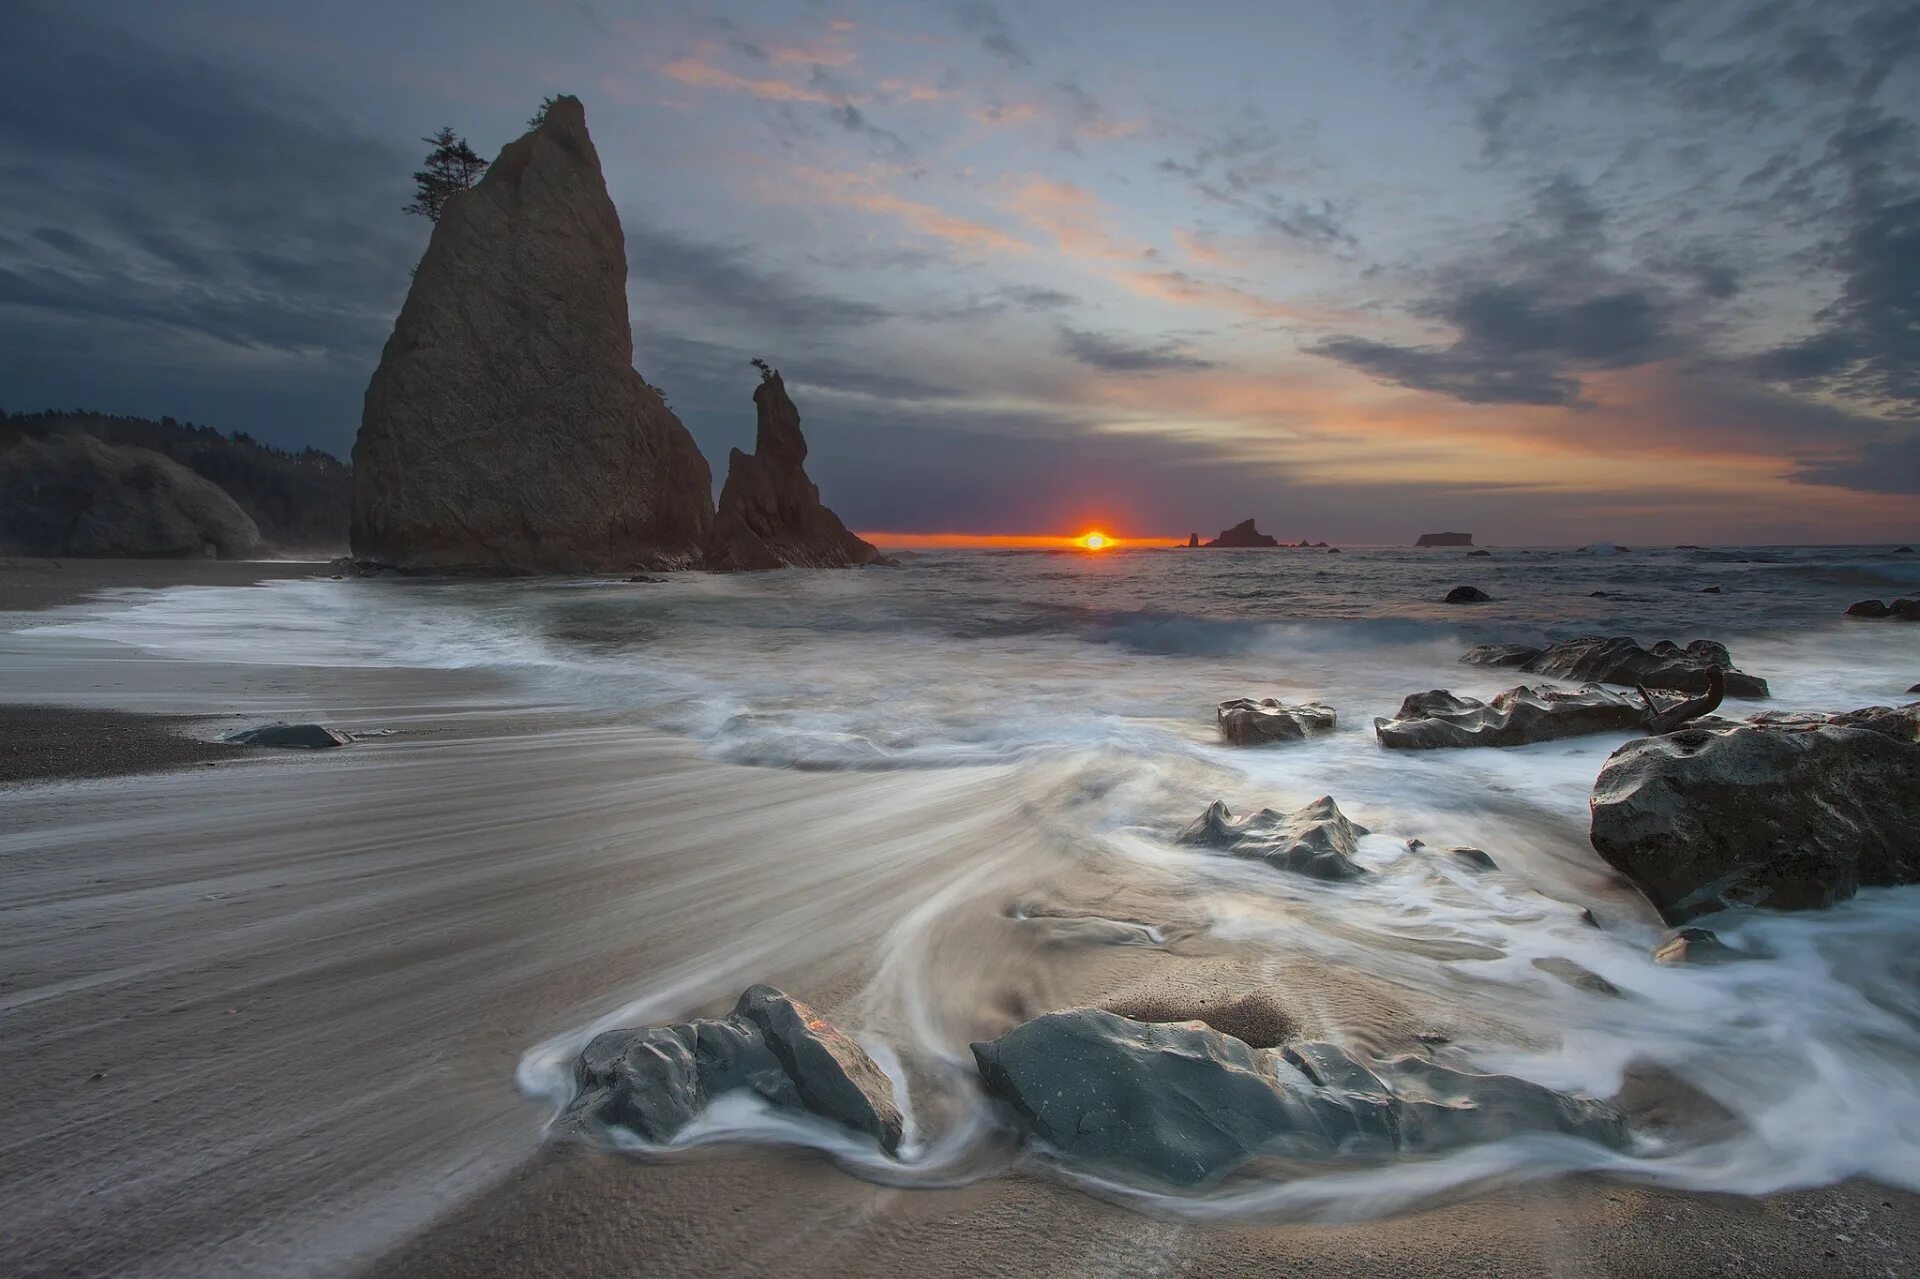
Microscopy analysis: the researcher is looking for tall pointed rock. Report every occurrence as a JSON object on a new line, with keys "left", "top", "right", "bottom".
{"left": 704, "top": 369, "right": 879, "bottom": 571}
{"left": 351, "top": 96, "right": 712, "bottom": 572}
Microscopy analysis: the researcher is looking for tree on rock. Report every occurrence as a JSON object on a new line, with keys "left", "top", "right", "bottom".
{"left": 403, "top": 128, "right": 489, "bottom": 222}
{"left": 527, "top": 95, "right": 562, "bottom": 130}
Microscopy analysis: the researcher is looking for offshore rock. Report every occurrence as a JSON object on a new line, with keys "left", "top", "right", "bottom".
{"left": 704, "top": 370, "right": 879, "bottom": 571}
{"left": 352, "top": 96, "right": 713, "bottom": 573}
{"left": 1444, "top": 585, "right": 1491, "bottom": 603}
{"left": 1203, "top": 518, "right": 1280, "bottom": 548}
{"left": 1178, "top": 796, "right": 1369, "bottom": 881}
{"left": 1462, "top": 636, "right": 1768, "bottom": 698}
{"left": 0, "top": 435, "right": 263, "bottom": 559}
{"left": 1215, "top": 698, "right": 1337, "bottom": 746}
{"left": 971, "top": 1010, "right": 1628, "bottom": 1186}
{"left": 1415, "top": 532, "right": 1473, "bottom": 547}
{"left": 565, "top": 985, "right": 903, "bottom": 1153}
{"left": 1590, "top": 703, "right": 1920, "bottom": 923}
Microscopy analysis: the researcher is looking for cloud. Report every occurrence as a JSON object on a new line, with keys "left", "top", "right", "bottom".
{"left": 949, "top": 1, "right": 1030, "bottom": 68}
{"left": 790, "top": 169, "right": 1029, "bottom": 255}
{"left": 1005, "top": 178, "right": 1150, "bottom": 261}
{"left": 623, "top": 221, "right": 891, "bottom": 330}
{"left": 1059, "top": 328, "right": 1215, "bottom": 374}
{"left": 1793, "top": 430, "right": 1920, "bottom": 494}
{"left": 659, "top": 55, "right": 836, "bottom": 103}
{"left": 1751, "top": 106, "right": 1920, "bottom": 416}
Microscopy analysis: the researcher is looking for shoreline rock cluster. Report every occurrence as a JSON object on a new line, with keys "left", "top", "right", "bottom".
{"left": 1461, "top": 636, "right": 1768, "bottom": 698}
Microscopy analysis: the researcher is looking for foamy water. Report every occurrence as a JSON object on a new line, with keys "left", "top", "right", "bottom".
{"left": 26, "top": 543, "right": 1920, "bottom": 1219}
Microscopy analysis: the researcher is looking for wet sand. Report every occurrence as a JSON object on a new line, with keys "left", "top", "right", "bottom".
{"left": 1, "top": 556, "right": 334, "bottom": 614}
{"left": 3, "top": 561, "right": 1917, "bottom": 1278}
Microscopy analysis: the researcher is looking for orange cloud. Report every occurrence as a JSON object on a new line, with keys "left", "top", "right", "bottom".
{"left": 788, "top": 168, "right": 1031, "bottom": 255}
{"left": 660, "top": 57, "right": 836, "bottom": 104}
{"left": 1006, "top": 178, "right": 1150, "bottom": 261}
{"left": 1118, "top": 268, "right": 1360, "bottom": 326}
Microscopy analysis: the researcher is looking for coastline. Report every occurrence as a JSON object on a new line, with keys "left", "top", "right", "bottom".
{"left": 2, "top": 560, "right": 1917, "bottom": 1278}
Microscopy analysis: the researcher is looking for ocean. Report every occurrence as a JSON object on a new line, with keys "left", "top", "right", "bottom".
{"left": 24, "top": 542, "right": 1920, "bottom": 1221}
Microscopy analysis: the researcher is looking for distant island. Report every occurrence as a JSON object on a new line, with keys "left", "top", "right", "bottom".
{"left": 1182, "top": 519, "right": 1329, "bottom": 548}
{"left": 1416, "top": 531, "right": 1474, "bottom": 547}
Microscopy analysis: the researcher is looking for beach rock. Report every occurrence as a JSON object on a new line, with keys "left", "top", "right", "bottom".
{"left": 1579, "top": 543, "right": 1628, "bottom": 555}
{"left": 1589, "top": 704, "right": 1920, "bottom": 922}
{"left": 0, "top": 435, "right": 264, "bottom": 559}
{"left": 1416, "top": 532, "right": 1473, "bottom": 547}
{"left": 1700, "top": 585, "right": 1721, "bottom": 594}
{"left": 1178, "top": 797, "right": 1369, "bottom": 880}
{"left": 1450, "top": 846, "right": 1498, "bottom": 870}
{"left": 1203, "top": 518, "right": 1280, "bottom": 548}
{"left": 1897, "top": 546, "right": 1914, "bottom": 554}
{"left": 1467, "top": 549, "right": 1492, "bottom": 557}
{"left": 1847, "top": 599, "right": 1892, "bottom": 618}
{"left": 225, "top": 722, "right": 351, "bottom": 749}
{"left": 1460, "top": 643, "right": 1540, "bottom": 668}
{"left": 565, "top": 985, "right": 902, "bottom": 1153}
{"left": 1851, "top": 598, "right": 1920, "bottom": 620}
{"left": 351, "top": 96, "right": 713, "bottom": 574}
{"left": 1215, "top": 698, "right": 1337, "bottom": 746}
{"left": 1375, "top": 684, "right": 1661, "bottom": 749}
{"left": 1509, "top": 636, "right": 1767, "bottom": 698}
{"left": 970, "top": 1009, "right": 1627, "bottom": 1186}
{"left": 1652, "top": 927, "right": 1732, "bottom": 965}
{"left": 1444, "top": 585, "right": 1491, "bottom": 604}
{"left": 703, "top": 370, "right": 879, "bottom": 572}
{"left": 1327, "top": 546, "right": 1341, "bottom": 553}
{"left": 1909, "top": 683, "right": 1920, "bottom": 694}
{"left": 626, "top": 574, "right": 666, "bottom": 584}
{"left": 1532, "top": 957, "right": 1621, "bottom": 997}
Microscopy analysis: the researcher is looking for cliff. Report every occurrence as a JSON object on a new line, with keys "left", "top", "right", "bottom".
{"left": 0, "top": 434, "right": 264, "bottom": 559}
{"left": 351, "top": 95, "right": 712, "bottom": 573}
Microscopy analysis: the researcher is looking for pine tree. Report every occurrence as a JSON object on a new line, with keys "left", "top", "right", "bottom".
{"left": 403, "top": 128, "right": 489, "bottom": 223}
{"left": 527, "top": 95, "right": 562, "bottom": 130}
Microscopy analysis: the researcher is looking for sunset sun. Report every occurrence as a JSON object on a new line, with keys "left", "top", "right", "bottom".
{"left": 1079, "top": 531, "right": 1111, "bottom": 550}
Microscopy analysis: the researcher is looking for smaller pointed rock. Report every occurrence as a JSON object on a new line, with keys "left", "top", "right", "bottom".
{"left": 704, "top": 368, "right": 879, "bottom": 571}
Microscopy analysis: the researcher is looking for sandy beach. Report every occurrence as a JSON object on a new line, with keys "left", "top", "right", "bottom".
{"left": 4, "top": 558, "right": 1918, "bottom": 1278}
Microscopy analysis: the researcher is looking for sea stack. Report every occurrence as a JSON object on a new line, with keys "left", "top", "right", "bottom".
{"left": 703, "top": 367, "right": 879, "bottom": 571}
{"left": 351, "top": 96, "right": 712, "bottom": 573}
{"left": 1416, "top": 531, "right": 1474, "bottom": 547}
{"left": 1204, "top": 519, "right": 1281, "bottom": 548}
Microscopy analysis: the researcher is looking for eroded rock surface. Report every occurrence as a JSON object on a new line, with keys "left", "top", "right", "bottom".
{"left": 1461, "top": 635, "right": 1767, "bottom": 698}
{"left": 565, "top": 985, "right": 903, "bottom": 1152}
{"left": 703, "top": 370, "right": 879, "bottom": 571}
{"left": 1216, "top": 698, "right": 1337, "bottom": 746}
{"left": 1374, "top": 682, "right": 1710, "bottom": 749}
{"left": 1590, "top": 703, "right": 1920, "bottom": 922}
{"left": 971, "top": 1010, "right": 1627, "bottom": 1186}
{"left": 352, "top": 96, "right": 713, "bottom": 573}
{"left": 1178, "top": 796, "right": 1369, "bottom": 880}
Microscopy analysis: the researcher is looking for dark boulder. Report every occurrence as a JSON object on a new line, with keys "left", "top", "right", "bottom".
{"left": 1215, "top": 698, "right": 1337, "bottom": 746}
{"left": 224, "top": 722, "right": 351, "bottom": 749}
{"left": 1177, "top": 796, "right": 1369, "bottom": 880}
{"left": 565, "top": 985, "right": 903, "bottom": 1153}
{"left": 1896, "top": 546, "right": 1914, "bottom": 554}
{"left": 1652, "top": 927, "right": 1733, "bottom": 965}
{"left": 1203, "top": 519, "right": 1280, "bottom": 548}
{"left": 1444, "top": 585, "right": 1492, "bottom": 603}
{"left": 1589, "top": 704, "right": 1920, "bottom": 922}
{"left": 703, "top": 369, "right": 879, "bottom": 571}
{"left": 1467, "top": 549, "right": 1492, "bottom": 557}
{"left": 1503, "top": 636, "right": 1767, "bottom": 698}
{"left": 970, "top": 1009, "right": 1627, "bottom": 1186}
{"left": 1847, "top": 599, "right": 1892, "bottom": 618}
{"left": 1375, "top": 684, "right": 1664, "bottom": 749}
{"left": 1460, "top": 643, "right": 1540, "bottom": 668}
{"left": 1700, "top": 585, "right": 1722, "bottom": 594}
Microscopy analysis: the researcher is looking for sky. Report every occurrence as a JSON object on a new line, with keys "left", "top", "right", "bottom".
{"left": 1, "top": 0, "right": 1916, "bottom": 545}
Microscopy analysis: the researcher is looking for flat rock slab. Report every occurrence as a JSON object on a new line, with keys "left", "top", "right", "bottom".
{"left": 1215, "top": 698, "right": 1337, "bottom": 746}
{"left": 1178, "top": 796, "right": 1370, "bottom": 880}
{"left": 1461, "top": 635, "right": 1768, "bottom": 698}
{"left": 566, "top": 985, "right": 902, "bottom": 1153}
{"left": 1375, "top": 683, "right": 1675, "bottom": 749}
{"left": 1590, "top": 703, "right": 1920, "bottom": 922}
{"left": 224, "top": 722, "right": 351, "bottom": 749}
{"left": 971, "top": 1009, "right": 1627, "bottom": 1186}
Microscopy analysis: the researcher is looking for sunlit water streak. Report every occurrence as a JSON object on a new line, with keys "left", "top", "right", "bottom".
{"left": 23, "top": 543, "right": 1920, "bottom": 1220}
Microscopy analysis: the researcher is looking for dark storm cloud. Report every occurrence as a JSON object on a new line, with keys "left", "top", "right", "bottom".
{"left": 1310, "top": 175, "right": 1685, "bottom": 406}
{"left": 1752, "top": 107, "right": 1920, "bottom": 416}
{"left": 1059, "top": 328, "right": 1215, "bottom": 374}
{"left": 0, "top": 2, "right": 419, "bottom": 449}
{"left": 624, "top": 221, "right": 893, "bottom": 330}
